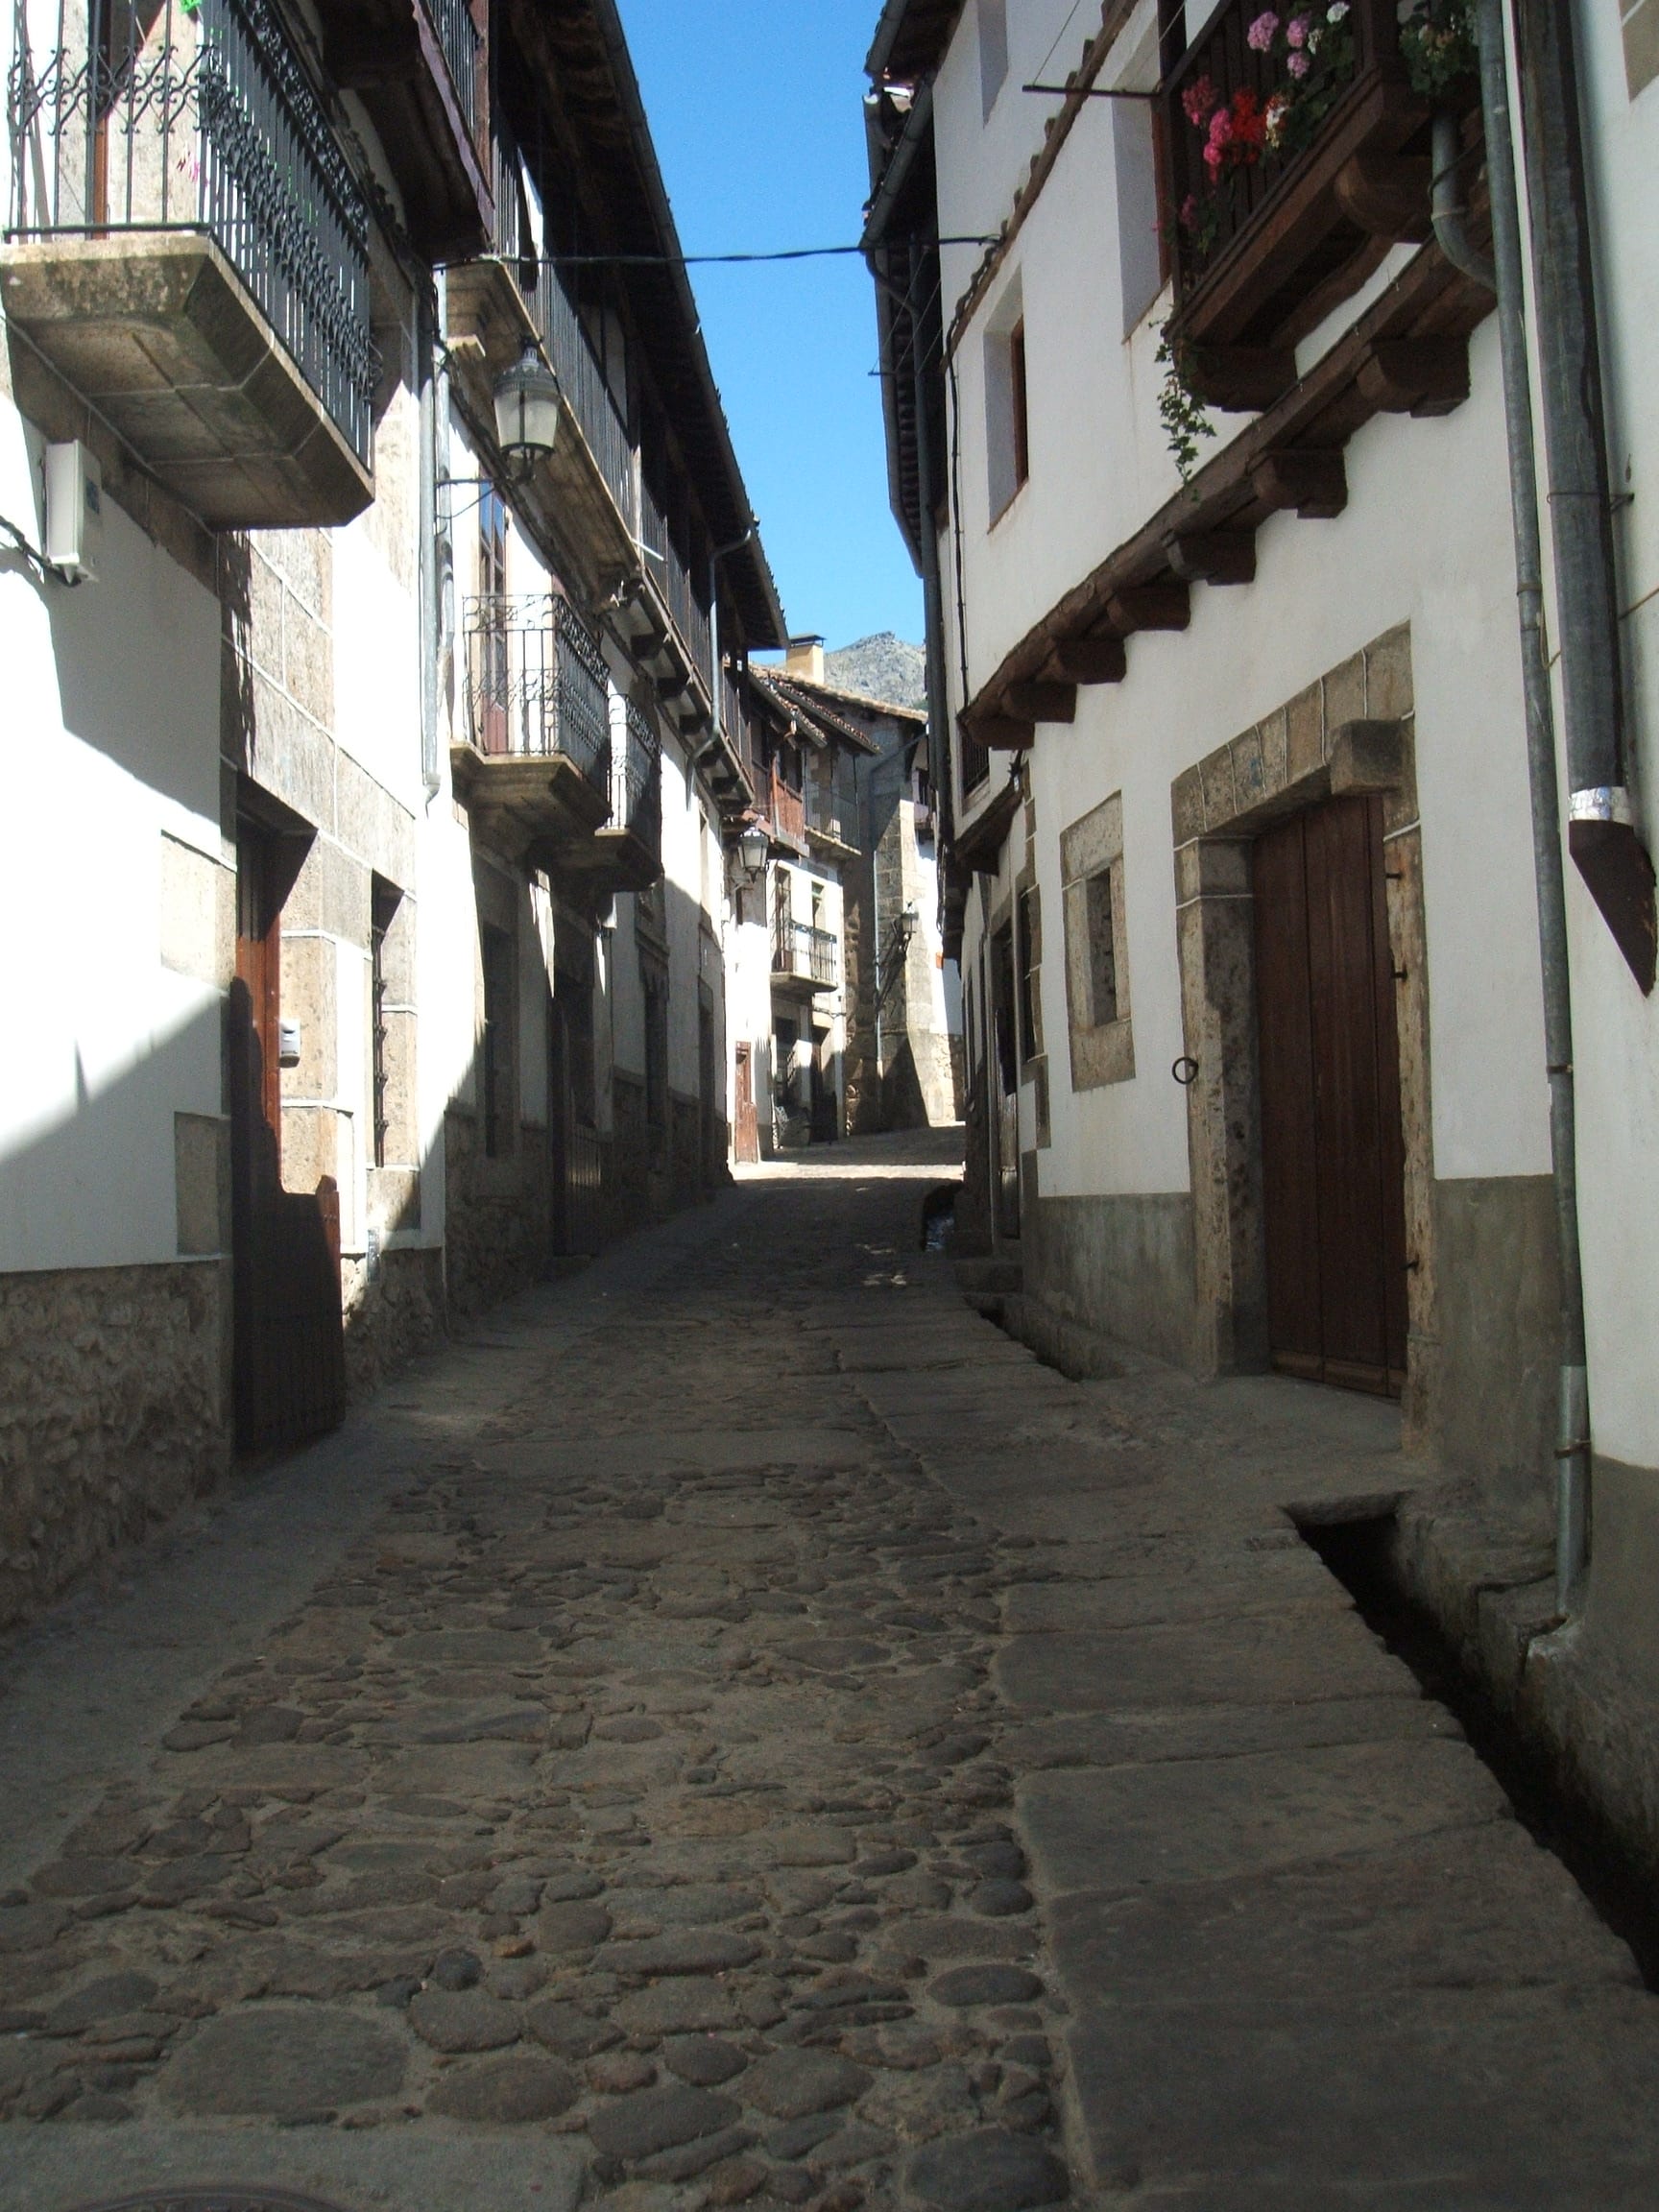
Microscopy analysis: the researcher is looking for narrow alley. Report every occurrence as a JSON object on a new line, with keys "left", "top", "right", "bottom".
{"left": 4, "top": 1139, "right": 1659, "bottom": 2212}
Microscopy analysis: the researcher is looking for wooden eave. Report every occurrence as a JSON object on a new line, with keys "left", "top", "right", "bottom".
{"left": 958, "top": 239, "right": 1493, "bottom": 748}
{"left": 953, "top": 772, "right": 1022, "bottom": 874}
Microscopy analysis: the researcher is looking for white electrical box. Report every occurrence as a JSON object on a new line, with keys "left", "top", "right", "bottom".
{"left": 278, "top": 1019, "right": 302, "bottom": 1069}
{"left": 42, "top": 441, "right": 103, "bottom": 584}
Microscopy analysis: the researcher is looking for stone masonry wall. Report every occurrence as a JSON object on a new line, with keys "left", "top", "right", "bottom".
{"left": 0, "top": 1261, "right": 231, "bottom": 1630}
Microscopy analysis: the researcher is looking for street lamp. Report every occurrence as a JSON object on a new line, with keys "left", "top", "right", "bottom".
{"left": 737, "top": 824, "right": 770, "bottom": 876}
{"left": 493, "top": 339, "right": 562, "bottom": 473}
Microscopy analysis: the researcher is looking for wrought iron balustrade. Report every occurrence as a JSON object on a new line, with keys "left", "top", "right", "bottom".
{"left": 6, "top": 0, "right": 374, "bottom": 465}
{"left": 463, "top": 591, "right": 612, "bottom": 792}
{"left": 614, "top": 697, "right": 662, "bottom": 847}
{"left": 639, "top": 469, "right": 713, "bottom": 694}
{"left": 479, "top": 123, "right": 636, "bottom": 532}
{"left": 421, "top": 0, "right": 482, "bottom": 150}
{"left": 773, "top": 918, "right": 837, "bottom": 989}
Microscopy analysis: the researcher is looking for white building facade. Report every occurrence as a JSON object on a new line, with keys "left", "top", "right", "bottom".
{"left": 866, "top": 0, "right": 1659, "bottom": 1846}
{"left": 0, "top": 0, "right": 783, "bottom": 1625}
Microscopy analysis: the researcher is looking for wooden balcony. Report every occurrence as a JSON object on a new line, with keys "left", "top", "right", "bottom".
{"left": 312, "top": 0, "right": 492, "bottom": 261}
{"left": 1, "top": 0, "right": 374, "bottom": 526}
{"left": 1161, "top": 0, "right": 1463, "bottom": 398}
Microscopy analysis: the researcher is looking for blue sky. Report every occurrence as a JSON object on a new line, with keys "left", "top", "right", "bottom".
{"left": 614, "top": 0, "right": 924, "bottom": 652}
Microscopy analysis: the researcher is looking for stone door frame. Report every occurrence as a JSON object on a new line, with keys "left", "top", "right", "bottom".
{"left": 1168, "top": 626, "right": 1436, "bottom": 1439}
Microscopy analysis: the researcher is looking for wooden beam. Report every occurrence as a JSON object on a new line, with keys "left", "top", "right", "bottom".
{"left": 1047, "top": 636, "right": 1127, "bottom": 684}
{"left": 1251, "top": 448, "right": 1349, "bottom": 517}
{"left": 1334, "top": 152, "right": 1432, "bottom": 242}
{"left": 1356, "top": 337, "right": 1469, "bottom": 417}
{"left": 1183, "top": 347, "right": 1298, "bottom": 412}
{"left": 1164, "top": 531, "right": 1258, "bottom": 586}
{"left": 1003, "top": 680, "right": 1077, "bottom": 724}
{"left": 1108, "top": 583, "right": 1190, "bottom": 633}
{"left": 975, "top": 713, "right": 1036, "bottom": 751}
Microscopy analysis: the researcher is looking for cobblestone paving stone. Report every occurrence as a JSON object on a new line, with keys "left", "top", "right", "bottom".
{"left": 0, "top": 1149, "right": 1078, "bottom": 2211}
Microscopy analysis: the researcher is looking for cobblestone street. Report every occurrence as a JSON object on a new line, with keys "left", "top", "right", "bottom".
{"left": 6, "top": 1136, "right": 1659, "bottom": 2212}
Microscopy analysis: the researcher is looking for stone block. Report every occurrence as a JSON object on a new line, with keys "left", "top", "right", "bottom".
{"left": 1198, "top": 744, "right": 1238, "bottom": 831}
{"left": 1328, "top": 719, "right": 1407, "bottom": 796}
{"left": 339, "top": 753, "right": 417, "bottom": 882}
{"left": 245, "top": 671, "right": 333, "bottom": 830}
{"left": 283, "top": 593, "right": 335, "bottom": 727}
{"left": 1258, "top": 705, "right": 1289, "bottom": 795}
{"left": 175, "top": 1113, "right": 229, "bottom": 1257}
{"left": 1170, "top": 767, "right": 1205, "bottom": 848}
{"left": 1285, "top": 682, "right": 1325, "bottom": 784}
{"left": 1364, "top": 622, "right": 1414, "bottom": 721}
{"left": 1230, "top": 726, "right": 1267, "bottom": 816}
{"left": 278, "top": 933, "right": 338, "bottom": 1094}
{"left": 283, "top": 835, "right": 370, "bottom": 944}
{"left": 158, "top": 831, "right": 229, "bottom": 987}
{"left": 1321, "top": 650, "right": 1367, "bottom": 734}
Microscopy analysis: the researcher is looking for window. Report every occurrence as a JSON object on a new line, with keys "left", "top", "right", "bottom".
{"left": 370, "top": 877, "right": 400, "bottom": 1167}
{"left": 1061, "top": 794, "right": 1135, "bottom": 1089}
{"left": 978, "top": 0, "right": 1009, "bottom": 119}
{"left": 1086, "top": 868, "right": 1118, "bottom": 1026}
{"left": 1017, "top": 886, "right": 1042, "bottom": 1062}
{"left": 480, "top": 484, "right": 507, "bottom": 596}
{"left": 1112, "top": 41, "right": 1167, "bottom": 334}
{"left": 984, "top": 288, "right": 1030, "bottom": 522}
{"left": 481, "top": 925, "right": 515, "bottom": 1158}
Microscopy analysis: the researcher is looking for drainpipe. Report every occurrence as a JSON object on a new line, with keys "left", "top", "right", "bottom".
{"left": 1470, "top": 0, "right": 1590, "bottom": 1613}
{"left": 419, "top": 287, "right": 440, "bottom": 797}
{"left": 1430, "top": 110, "right": 1494, "bottom": 289}
{"left": 1512, "top": 0, "right": 1656, "bottom": 996}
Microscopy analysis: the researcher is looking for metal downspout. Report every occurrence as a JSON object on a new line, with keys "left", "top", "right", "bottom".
{"left": 419, "top": 287, "right": 440, "bottom": 797}
{"left": 1512, "top": 0, "right": 1656, "bottom": 994}
{"left": 1473, "top": 0, "right": 1590, "bottom": 1614}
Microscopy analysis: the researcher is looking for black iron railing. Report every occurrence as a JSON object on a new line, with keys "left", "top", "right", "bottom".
{"left": 639, "top": 469, "right": 713, "bottom": 694}
{"left": 421, "top": 0, "right": 482, "bottom": 150}
{"left": 464, "top": 592, "right": 612, "bottom": 792}
{"left": 806, "top": 782, "right": 857, "bottom": 850}
{"left": 773, "top": 919, "right": 836, "bottom": 988}
{"left": 615, "top": 697, "right": 662, "bottom": 847}
{"left": 6, "top": 0, "right": 374, "bottom": 465}
{"left": 482, "top": 123, "right": 636, "bottom": 531}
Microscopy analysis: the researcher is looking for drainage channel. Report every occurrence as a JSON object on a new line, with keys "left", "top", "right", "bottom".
{"left": 1297, "top": 1510, "right": 1659, "bottom": 1991}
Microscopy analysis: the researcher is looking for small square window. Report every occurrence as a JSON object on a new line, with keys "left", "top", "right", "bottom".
{"left": 1086, "top": 867, "right": 1118, "bottom": 1026}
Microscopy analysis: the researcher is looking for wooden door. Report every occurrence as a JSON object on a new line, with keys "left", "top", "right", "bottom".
{"left": 230, "top": 822, "right": 347, "bottom": 1453}
{"left": 990, "top": 924, "right": 1021, "bottom": 1241}
{"left": 1254, "top": 795, "right": 1408, "bottom": 1396}
{"left": 733, "top": 1043, "right": 759, "bottom": 1164}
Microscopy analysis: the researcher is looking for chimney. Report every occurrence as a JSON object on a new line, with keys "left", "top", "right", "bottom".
{"left": 784, "top": 634, "right": 826, "bottom": 685}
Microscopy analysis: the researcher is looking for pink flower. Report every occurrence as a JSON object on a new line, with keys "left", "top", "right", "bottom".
{"left": 1180, "top": 192, "right": 1199, "bottom": 229}
{"left": 1246, "top": 10, "right": 1280, "bottom": 49}
{"left": 1286, "top": 47, "right": 1311, "bottom": 74}
{"left": 1286, "top": 13, "right": 1310, "bottom": 43}
{"left": 1202, "top": 139, "right": 1225, "bottom": 175}
{"left": 1182, "top": 72, "right": 1218, "bottom": 127}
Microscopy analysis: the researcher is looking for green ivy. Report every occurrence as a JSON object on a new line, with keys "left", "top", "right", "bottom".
{"left": 1156, "top": 327, "right": 1215, "bottom": 484}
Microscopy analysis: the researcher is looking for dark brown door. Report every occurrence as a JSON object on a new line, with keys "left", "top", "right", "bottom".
{"left": 1254, "top": 794, "right": 1408, "bottom": 1396}
{"left": 990, "top": 924, "right": 1021, "bottom": 1241}
{"left": 733, "top": 1044, "right": 759, "bottom": 1164}
{"left": 230, "top": 821, "right": 346, "bottom": 1454}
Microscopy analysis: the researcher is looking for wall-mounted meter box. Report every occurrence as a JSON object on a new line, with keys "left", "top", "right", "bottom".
{"left": 277, "top": 1020, "right": 302, "bottom": 1069}
{"left": 42, "top": 441, "right": 103, "bottom": 584}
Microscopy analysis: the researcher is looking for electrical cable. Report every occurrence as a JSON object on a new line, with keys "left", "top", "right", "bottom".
{"left": 447, "top": 238, "right": 997, "bottom": 272}
{"left": 0, "top": 511, "right": 71, "bottom": 584}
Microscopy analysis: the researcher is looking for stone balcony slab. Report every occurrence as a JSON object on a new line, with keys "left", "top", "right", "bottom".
{"left": 0, "top": 232, "right": 373, "bottom": 527}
